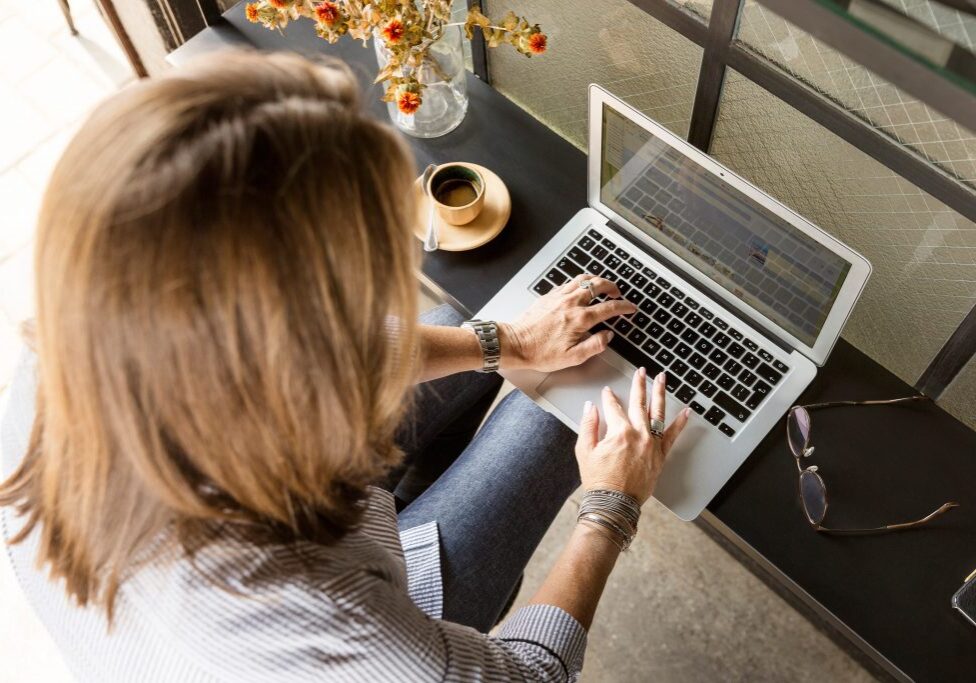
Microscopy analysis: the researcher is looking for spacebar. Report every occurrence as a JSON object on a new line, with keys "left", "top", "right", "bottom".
{"left": 608, "top": 334, "right": 664, "bottom": 377}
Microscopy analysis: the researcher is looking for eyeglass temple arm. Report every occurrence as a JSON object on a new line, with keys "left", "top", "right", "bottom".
{"left": 801, "top": 395, "right": 931, "bottom": 412}
{"left": 815, "top": 501, "right": 960, "bottom": 535}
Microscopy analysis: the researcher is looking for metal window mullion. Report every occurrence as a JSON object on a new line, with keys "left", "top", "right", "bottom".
{"left": 687, "top": 0, "right": 743, "bottom": 151}
{"left": 467, "top": 0, "right": 490, "bottom": 84}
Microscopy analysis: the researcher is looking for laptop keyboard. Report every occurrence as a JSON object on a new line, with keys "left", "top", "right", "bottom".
{"left": 531, "top": 227, "right": 791, "bottom": 439}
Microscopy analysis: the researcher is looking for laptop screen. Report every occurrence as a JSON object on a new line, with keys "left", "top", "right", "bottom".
{"left": 600, "top": 104, "right": 851, "bottom": 347}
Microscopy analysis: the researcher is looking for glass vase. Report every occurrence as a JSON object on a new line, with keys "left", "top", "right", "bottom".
{"left": 374, "top": 24, "right": 468, "bottom": 138}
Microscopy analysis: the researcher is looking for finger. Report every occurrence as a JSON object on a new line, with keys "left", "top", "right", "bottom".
{"left": 601, "top": 385, "right": 629, "bottom": 432}
{"left": 578, "top": 400, "right": 600, "bottom": 451}
{"left": 628, "top": 367, "right": 648, "bottom": 429}
{"left": 649, "top": 371, "right": 666, "bottom": 424}
{"left": 662, "top": 406, "right": 691, "bottom": 454}
{"left": 563, "top": 274, "right": 622, "bottom": 301}
{"left": 568, "top": 328, "right": 614, "bottom": 363}
{"left": 579, "top": 299, "right": 637, "bottom": 327}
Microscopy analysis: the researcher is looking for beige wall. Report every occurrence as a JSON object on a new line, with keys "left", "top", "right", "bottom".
{"left": 488, "top": 0, "right": 975, "bottom": 428}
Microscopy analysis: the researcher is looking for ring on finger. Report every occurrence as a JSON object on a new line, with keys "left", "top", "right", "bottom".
{"left": 648, "top": 417, "right": 665, "bottom": 439}
{"left": 578, "top": 279, "right": 597, "bottom": 302}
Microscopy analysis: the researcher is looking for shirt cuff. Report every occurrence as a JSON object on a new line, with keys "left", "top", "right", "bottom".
{"left": 497, "top": 604, "right": 588, "bottom": 678}
{"left": 400, "top": 521, "right": 443, "bottom": 620}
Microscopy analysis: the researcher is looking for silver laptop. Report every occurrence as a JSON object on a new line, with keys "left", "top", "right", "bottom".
{"left": 476, "top": 85, "right": 872, "bottom": 521}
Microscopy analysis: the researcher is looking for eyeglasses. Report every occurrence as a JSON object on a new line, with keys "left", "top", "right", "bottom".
{"left": 787, "top": 396, "right": 959, "bottom": 534}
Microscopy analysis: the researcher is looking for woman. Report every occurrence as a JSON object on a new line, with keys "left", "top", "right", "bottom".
{"left": 1, "top": 51, "right": 688, "bottom": 681}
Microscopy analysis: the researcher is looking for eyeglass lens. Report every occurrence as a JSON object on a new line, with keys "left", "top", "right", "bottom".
{"left": 799, "top": 470, "right": 827, "bottom": 525}
{"left": 788, "top": 406, "right": 811, "bottom": 456}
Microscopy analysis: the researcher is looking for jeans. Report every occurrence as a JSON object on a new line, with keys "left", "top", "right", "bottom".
{"left": 389, "top": 305, "right": 581, "bottom": 633}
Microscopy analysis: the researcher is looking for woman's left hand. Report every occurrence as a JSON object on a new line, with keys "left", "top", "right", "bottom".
{"left": 500, "top": 273, "right": 637, "bottom": 373}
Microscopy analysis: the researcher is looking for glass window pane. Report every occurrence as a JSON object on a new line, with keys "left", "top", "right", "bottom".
{"left": 451, "top": 0, "right": 473, "bottom": 72}
{"left": 877, "top": 0, "right": 976, "bottom": 51}
{"left": 736, "top": 0, "right": 976, "bottom": 190}
{"left": 711, "top": 70, "right": 976, "bottom": 384}
{"left": 940, "top": 353, "right": 976, "bottom": 430}
{"left": 487, "top": 0, "right": 704, "bottom": 147}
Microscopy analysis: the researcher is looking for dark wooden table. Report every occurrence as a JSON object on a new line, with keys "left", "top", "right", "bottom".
{"left": 171, "top": 6, "right": 976, "bottom": 680}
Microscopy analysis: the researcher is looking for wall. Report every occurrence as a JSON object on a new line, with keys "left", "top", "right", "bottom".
{"left": 488, "top": 0, "right": 976, "bottom": 428}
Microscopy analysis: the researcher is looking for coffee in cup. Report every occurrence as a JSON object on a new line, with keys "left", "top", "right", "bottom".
{"left": 427, "top": 164, "right": 485, "bottom": 226}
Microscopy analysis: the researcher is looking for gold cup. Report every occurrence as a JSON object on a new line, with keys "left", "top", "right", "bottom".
{"left": 427, "top": 164, "right": 486, "bottom": 226}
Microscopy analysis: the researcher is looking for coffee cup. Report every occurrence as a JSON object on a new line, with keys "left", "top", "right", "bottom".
{"left": 426, "top": 164, "right": 486, "bottom": 226}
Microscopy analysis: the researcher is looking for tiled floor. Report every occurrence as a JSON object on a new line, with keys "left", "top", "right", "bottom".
{"left": 0, "top": 5, "right": 873, "bottom": 680}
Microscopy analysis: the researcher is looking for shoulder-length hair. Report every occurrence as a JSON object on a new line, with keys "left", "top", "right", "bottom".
{"left": 0, "top": 50, "right": 419, "bottom": 617}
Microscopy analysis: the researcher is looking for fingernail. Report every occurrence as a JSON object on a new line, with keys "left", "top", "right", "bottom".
{"left": 683, "top": 407, "right": 691, "bottom": 417}
{"left": 656, "top": 372, "right": 665, "bottom": 383}
{"left": 603, "top": 385, "right": 611, "bottom": 392}
{"left": 584, "top": 400, "right": 593, "bottom": 414}
{"left": 607, "top": 331, "right": 615, "bottom": 341}
{"left": 638, "top": 366, "right": 646, "bottom": 378}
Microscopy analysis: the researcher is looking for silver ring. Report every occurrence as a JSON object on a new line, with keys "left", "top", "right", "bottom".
{"left": 648, "top": 417, "right": 665, "bottom": 438}
{"left": 578, "top": 279, "right": 597, "bottom": 302}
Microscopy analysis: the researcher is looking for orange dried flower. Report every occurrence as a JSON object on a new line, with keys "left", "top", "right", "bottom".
{"left": 314, "top": 1, "right": 339, "bottom": 25}
{"left": 382, "top": 20, "right": 405, "bottom": 44}
{"left": 528, "top": 32, "right": 547, "bottom": 54}
{"left": 397, "top": 90, "right": 421, "bottom": 115}
{"left": 268, "top": 0, "right": 287, "bottom": 8}
{"left": 245, "top": 2, "right": 260, "bottom": 22}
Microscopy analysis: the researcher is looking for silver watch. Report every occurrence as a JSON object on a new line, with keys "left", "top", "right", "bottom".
{"left": 461, "top": 319, "right": 501, "bottom": 373}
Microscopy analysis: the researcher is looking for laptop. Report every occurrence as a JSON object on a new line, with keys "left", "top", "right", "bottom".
{"left": 476, "top": 85, "right": 872, "bottom": 521}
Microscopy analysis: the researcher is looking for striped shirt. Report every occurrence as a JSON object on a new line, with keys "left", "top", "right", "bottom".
{"left": 1, "top": 353, "right": 587, "bottom": 682}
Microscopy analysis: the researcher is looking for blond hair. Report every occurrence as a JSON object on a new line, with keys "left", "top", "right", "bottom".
{"left": 0, "top": 50, "right": 419, "bottom": 617}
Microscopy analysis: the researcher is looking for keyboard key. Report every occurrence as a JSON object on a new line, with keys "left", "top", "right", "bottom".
{"left": 713, "top": 332, "right": 731, "bottom": 348}
{"left": 684, "top": 370, "right": 703, "bottom": 387}
{"left": 639, "top": 299, "right": 657, "bottom": 315}
{"left": 688, "top": 352, "right": 707, "bottom": 369}
{"left": 743, "top": 338, "right": 758, "bottom": 352}
{"left": 656, "top": 276, "right": 671, "bottom": 288}
{"left": 641, "top": 339, "right": 660, "bottom": 356}
{"left": 671, "top": 302, "right": 688, "bottom": 317}
{"left": 694, "top": 339, "right": 714, "bottom": 355}
{"left": 631, "top": 273, "right": 649, "bottom": 289}
{"left": 709, "top": 348, "right": 728, "bottom": 365}
{"left": 690, "top": 401, "right": 706, "bottom": 415}
{"left": 624, "top": 290, "right": 643, "bottom": 306}
{"left": 745, "top": 392, "right": 763, "bottom": 410}
{"left": 685, "top": 298, "right": 700, "bottom": 311}
{"left": 713, "top": 391, "right": 751, "bottom": 422}
{"left": 653, "top": 309, "right": 671, "bottom": 324}
{"left": 648, "top": 322, "right": 665, "bottom": 338}
{"left": 558, "top": 258, "right": 583, "bottom": 278}
{"left": 699, "top": 309, "right": 714, "bottom": 321}
{"left": 533, "top": 280, "right": 553, "bottom": 295}
{"left": 723, "top": 359, "right": 743, "bottom": 375}
{"left": 579, "top": 238, "right": 597, "bottom": 253}
{"left": 728, "top": 328, "right": 743, "bottom": 341}
{"left": 615, "top": 247, "right": 630, "bottom": 259}
{"left": 699, "top": 381, "right": 717, "bottom": 398}
{"left": 685, "top": 312, "right": 703, "bottom": 328}
{"left": 756, "top": 363, "right": 782, "bottom": 385}
{"left": 667, "top": 318, "right": 684, "bottom": 334}
{"left": 717, "top": 373, "right": 736, "bottom": 390}
{"left": 713, "top": 318, "right": 729, "bottom": 330}
{"left": 671, "top": 290, "right": 685, "bottom": 301}
{"left": 606, "top": 255, "right": 623, "bottom": 269}
{"left": 699, "top": 322, "right": 716, "bottom": 338}
{"left": 739, "top": 370, "right": 757, "bottom": 387}
{"left": 658, "top": 293, "right": 675, "bottom": 307}
{"left": 614, "top": 319, "right": 633, "bottom": 335}
{"left": 629, "top": 329, "right": 647, "bottom": 345}
{"left": 646, "top": 283, "right": 662, "bottom": 298}
{"left": 773, "top": 359, "right": 790, "bottom": 374}
{"left": 753, "top": 380, "right": 771, "bottom": 397}
{"left": 665, "top": 374, "right": 682, "bottom": 394}
{"left": 676, "top": 385, "right": 696, "bottom": 404}
{"left": 758, "top": 349, "right": 774, "bottom": 363}
{"left": 587, "top": 228, "right": 602, "bottom": 240}
{"left": 731, "top": 384, "right": 750, "bottom": 402}
{"left": 718, "top": 423, "right": 736, "bottom": 438}
{"left": 742, "top": 352, "right": 760, "bottom": 369}
{"left": 642, "top": 266, "right": 657, "bottom": 279}
{"left": 674, "top": 343, "right": 692, "bottom": 359}
{"left": 657, "top": 349, "right": 675, "bottom": 365}
{"left": 618, "top": 265, "right": 636, "bottom": 279}
{"left": 601, "top": 237, "right": 616, "bottom": 249}
{"left": 633, "top": 312, "right": 652, "bottom": 329}
{"left": 589, "top": 262, "right": 606, "bottom": 277}
{"left": 726, "top": 342, "right": 745, "bottom": 359}
{"left": 568, "top": 247, "right": 590, "bottom": 267}
{"left": 661, "top": 332, "right": 678, "bottom": 348}
{"left": 592, "top": 245, "right": 610, "bottom": 260}
{"left": 629, "top": 257, "right": 644, "bottom": 269}
{"left": 702, "top": 363, "right": 721, "bottom": 380}
{"left": 671, "top": 360, "right": 689, "bottom": 376}
{"left": 704, "top": 407, "right": 725, "bottom": 425}
{"left": 608, "top": 333, "right": 663, "bottom": 375}
{"left": 546, "top": 268, "right": 568, "bottom": 285}
{"left": 680, "top": 328, "right": 698, "bottom": 344}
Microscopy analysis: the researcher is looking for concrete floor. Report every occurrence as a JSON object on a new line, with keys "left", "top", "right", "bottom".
{"left": 0, "top": 4, "right": 874, "bottom": 677}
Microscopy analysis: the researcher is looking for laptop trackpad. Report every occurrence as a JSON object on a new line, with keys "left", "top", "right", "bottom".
{"left": 538, "top": 355, "right": 677, "bottom": 434}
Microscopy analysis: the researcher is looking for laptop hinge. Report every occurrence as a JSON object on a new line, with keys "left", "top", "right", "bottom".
{"left": 604, "top": 220, "right": 793, "bottom": 355}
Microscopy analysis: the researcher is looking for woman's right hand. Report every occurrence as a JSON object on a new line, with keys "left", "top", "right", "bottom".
{"left": 575, "top": 368, "right": 690, "bottom": 505}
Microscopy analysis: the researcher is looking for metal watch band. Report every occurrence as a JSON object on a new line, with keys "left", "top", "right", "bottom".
{"left": 461, "top": 319, "right": 501, "bottom": 373}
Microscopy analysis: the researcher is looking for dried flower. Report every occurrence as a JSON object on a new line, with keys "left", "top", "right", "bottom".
{"left": 268, "top": 0, "right": 288, "bottom": 8}
{"left": 527, "top": 32, "right": 547, "bottom": 54}
{"left": 382, "top": 19, "right": 405, "bottom": 44}
{"left": 245, "top": 2, "right": 260, "bottom": 22}
{"left": 314, "top": 1, "right": 339, "bottom": 25}
{"left": 397, "top": 89, "right": 422, "bottom": 115}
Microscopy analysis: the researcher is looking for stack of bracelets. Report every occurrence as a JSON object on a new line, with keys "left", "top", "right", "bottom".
{"left": 577, "top": 489, "right": 642, "bottom": 551}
